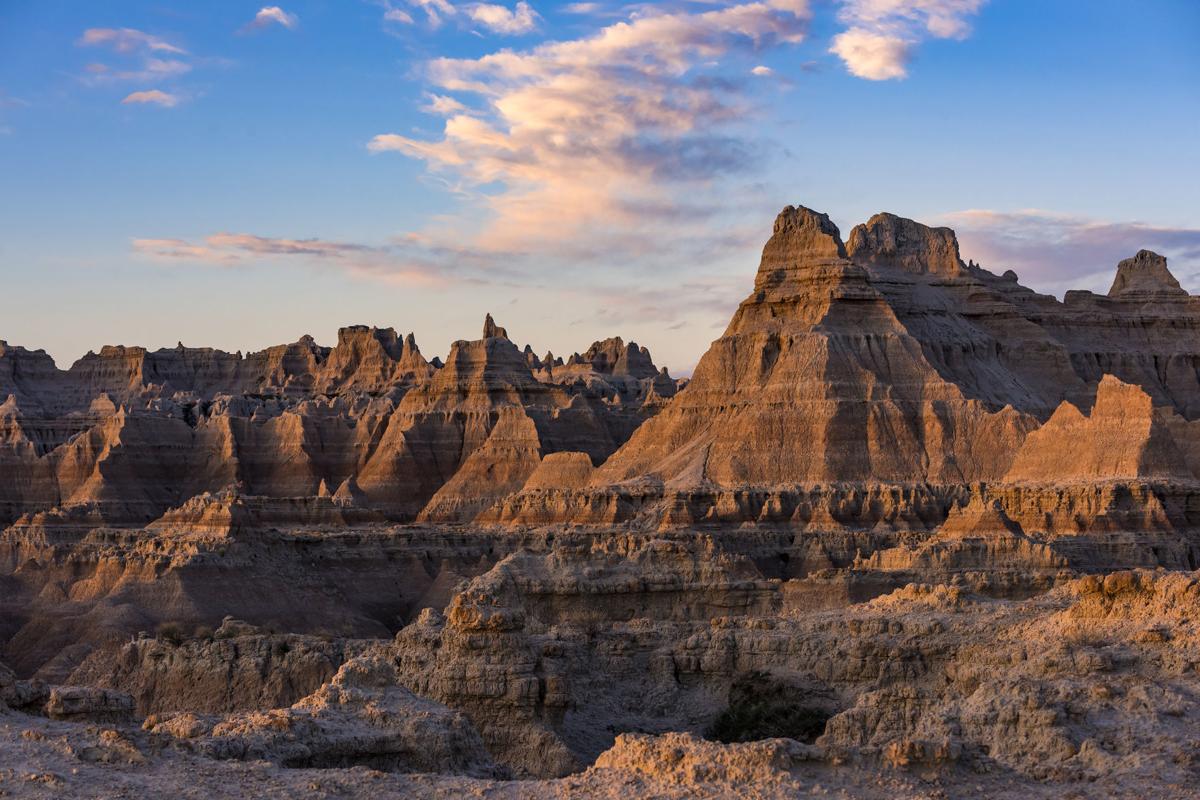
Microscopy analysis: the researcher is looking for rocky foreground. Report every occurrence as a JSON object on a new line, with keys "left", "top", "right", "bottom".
{"left": 4, "top": 204, "right": 1200, "bottom": 797}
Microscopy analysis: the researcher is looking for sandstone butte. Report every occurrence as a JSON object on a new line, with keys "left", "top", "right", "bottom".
{"left": 3, "top": 205, "right": 1200, "bottom": 798}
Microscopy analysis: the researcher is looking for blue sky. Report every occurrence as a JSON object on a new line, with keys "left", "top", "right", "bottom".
{"left": 1, "top": 0, "right": 1197, "bottom": 374}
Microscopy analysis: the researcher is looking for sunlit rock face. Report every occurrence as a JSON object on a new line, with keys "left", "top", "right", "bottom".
{"left": 5, "top": 203, "right": 1200, "bottom": 799}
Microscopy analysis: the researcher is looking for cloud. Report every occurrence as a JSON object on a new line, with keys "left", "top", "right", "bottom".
{"left": 422, "top": 93, "right": 467, "bottom": 115}
{"left": 131, "top": 238, "right": 225, "bottom": 260}
{"left": 82, "top": 57, "right": 192, "bottom": 85}
{"left": 384, "top": 7, "right": 415, "bottom": 24}
{"left": 829, "top": 29, "right": 909, "bottom": 79}
{"left": 409, "top": 0, "right": 458, "bottom": 28}
{"left": 830, "top": 0, "right": 985, "bottom": 80}
{"left": 378, "top": 0, "right": 540, "bottom": 34}
{"left": 369, "top": 0, "right": 811, "bottom": 265}
{"left": 241, "top": 6, "right": 300, "bottom": 32}
{"left": 121, "top": 89, "right": 180, "bottom": 107}
{"left": 131, "top": 232, "right": 469, "bottom": 286}
{"left": 467, "top": 2, "right": 539, "bottom": 34}
{"left": 76, "top": 26, "right": 196, "bottom": 101}
{"left": 751, "top": 64, "right": 773, "bottom": 76}
{"left": 938, "top": 209, "right": 1200, "bottom": 295}
{"left": 78, "top": 28, "right": 186, "bottom": 55}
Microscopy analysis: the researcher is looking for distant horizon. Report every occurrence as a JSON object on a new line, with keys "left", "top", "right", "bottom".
{"left": 1, "top": 200, "right": 1189, "bottom": 380}
{"left": 2, "top": 0, "right": 1198, "bottom": 372}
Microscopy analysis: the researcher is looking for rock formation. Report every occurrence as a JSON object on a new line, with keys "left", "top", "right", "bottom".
{"left": 4, "top": 201, "right": 1200, "bottom": 799}
{"left": 0, "top": 321, "right": 675, "bottom": 525}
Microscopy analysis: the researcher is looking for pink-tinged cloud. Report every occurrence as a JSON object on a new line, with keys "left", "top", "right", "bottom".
{"left": 78, "top": 27, "right": 186, "bottom": 54}
{"left": 131, "top": 233, "right": 452, "bottom": 287}
{"left": 939, "top": 209, "right": 1200, "bottom": 295}
{"left": 830, "top": 29, "right": 910, "bottom": 79}
{"left": 121, "top": 90, "right": 180, "bottom": 107}
{"left": 422, "top": 93, "right": 467, "bottom": 115}
{"left": 242, "top": 6, "right": 299, "bottom": 32}
{"left": 830, "top": 0, "right": 985, "bottom": 80}
{"left": 467, "top": 2, "right": 539, "bottom": 35}
{"left": 369, "top": 0, "right": 811, "bottom": 265}
{"left": 84, "top": 58, "right": 191, "bottom": 86}
{"left": 77, "top": 26, "right": 194, "bottom": 95}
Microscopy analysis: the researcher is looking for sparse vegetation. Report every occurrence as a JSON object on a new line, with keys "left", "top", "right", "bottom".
{"left": 706, "top": 701, "right": 831, "bottom": 744}
{"left": 155, "top": 621, "right": 186, "bottom": 647}
{"left": 704, "top": 671, "right": 833, "bottom": 744}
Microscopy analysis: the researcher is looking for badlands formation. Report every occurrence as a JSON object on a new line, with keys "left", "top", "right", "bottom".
{"left": 4, "top": 205, "right": 1200, "bottom": 797}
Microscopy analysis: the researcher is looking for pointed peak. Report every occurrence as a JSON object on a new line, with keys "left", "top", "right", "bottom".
{"left": 483, "top": 313, "right": 509, "bottom": 340}
{"left": 1108, "top": 249, "right": 1185, "bottom": 297}
{"left": 939, "top": 495, "right": 1025, "bottom": 540}
{"left": 333, "top": 476, "right": 363, "bottom": 504}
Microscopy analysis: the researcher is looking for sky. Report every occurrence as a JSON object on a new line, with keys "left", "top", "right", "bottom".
{"left": 1, "top": 0, "right": 1198, "bottom": 375}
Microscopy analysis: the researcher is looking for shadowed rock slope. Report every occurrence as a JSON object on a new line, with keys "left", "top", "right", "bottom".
{"left": 0, "top": 321, "right": 680, "bottom": 525}
{"left": 5, "top": 201, "right": 1200, "bottom": 799}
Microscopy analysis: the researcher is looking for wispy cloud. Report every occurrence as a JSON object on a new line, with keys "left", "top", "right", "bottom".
{"left": 78, "top": 27, "right": 186, "bottom": 55}
{"left": 383, "top": 6, "right": 415, "bottom": 24}
{"left": 241, "top": 6, "right": 300, "bottom": 33}
{"left": 82, "top": 57, "right": 192, "bottom": 85}
{"left": 76, "top": 26, "right": 195, "bottom": 101}
{"left": 369, "top": 0, "right": 810, "bottom": 270}
{"left": 422, "top": 93, "right": 467, "bottom": 115}
{"left": 830, "top": 0, "right": 985, "bottom": 80}
{"left": 378, "top": 0, "right": 541, "bottom": 34}
{"left": 0, "top": 90, "right": 28, "bottom": 134}
{"left": 425, "top": 0, "right": 461, "bottom": 27}
{"left": 130, "top": 232, "right": 486, "bottom": 286}
{"left": 939, "top": 209, "right": 1200, "bottom": 295}
{"left": 121, "top": 89, "right": 180, "bottom": 107}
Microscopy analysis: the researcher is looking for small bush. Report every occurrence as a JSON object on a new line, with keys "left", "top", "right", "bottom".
{"left": 706, "top": 701, "right": 830, "bottom": 744}
{"left": 704, "top": 670, "right": 834, "bottom": 744}
{"left": 156, "top": 621, "right": 186, "bottom": 646}
{"left": 193, "top": 625, "right": 215, "bottom": 642}
{"left": 273, "top": 640, "right": 292, "bottom": 657}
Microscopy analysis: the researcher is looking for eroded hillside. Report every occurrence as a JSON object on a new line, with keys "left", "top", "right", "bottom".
{"left": 3, "top": 204, "right": 1200, "bottom": 799}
